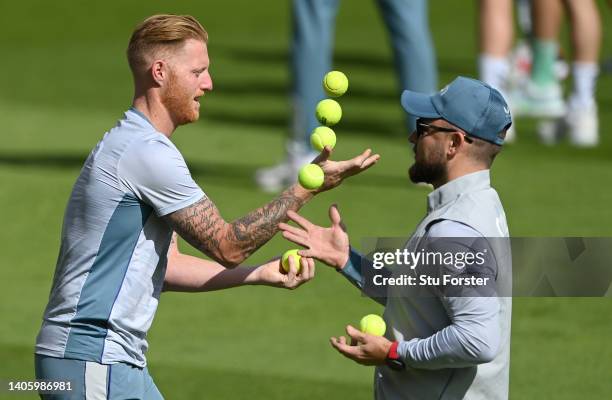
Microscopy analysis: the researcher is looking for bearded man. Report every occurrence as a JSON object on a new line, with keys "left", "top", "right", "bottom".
{"left": 34, "top": 14, "right": 379, "bottom": 399}
{"left": 280, "top": 77, "right": 514, "bottom": 400}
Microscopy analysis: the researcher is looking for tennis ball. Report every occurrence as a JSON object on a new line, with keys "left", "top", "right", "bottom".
{"left": 298, "top": 164, "right": 324, "bottom": 190}
{"left": 315, "top": 99, "right": 342, "bottom": 126}
{"left": 323, "top": 71, "right": 349, "bottom": 97}
{"left": 281, "top": 249, "right": 302, "bottom": 274}
{"left": 359, "top": 314, "right": 386, "bottom": 336}
{"left": 310, "top": 126, "right": 336, "bottom": 152}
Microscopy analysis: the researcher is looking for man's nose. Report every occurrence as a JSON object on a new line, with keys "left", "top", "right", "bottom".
{"left": 202, "top": 72, "right": 213, "bottom": 91}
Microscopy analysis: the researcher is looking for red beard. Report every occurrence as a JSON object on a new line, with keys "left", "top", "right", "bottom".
{"left": 161, "top": 71, "right": 199, "bottom": 126}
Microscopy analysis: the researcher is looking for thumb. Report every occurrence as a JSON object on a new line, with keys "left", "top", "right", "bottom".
{"left": 313, "top": 146, "right": 332, "bottom": 164}
{"left": 329, "top": 204, "right": 342, "bottom": 226}
{"left": 346, "top": 325, "right": 366, "bottom": 343}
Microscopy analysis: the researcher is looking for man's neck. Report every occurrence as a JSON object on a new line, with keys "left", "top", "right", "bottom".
{"left": 432, "top": 164, "right": 487, "bottom": 189}
{"left": 132, "top": 93, "right": 176, "bottom": 137}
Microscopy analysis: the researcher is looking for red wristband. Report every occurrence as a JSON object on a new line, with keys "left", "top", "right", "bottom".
{"left": 387, "top": 341, "right": 400, "bottom": 360}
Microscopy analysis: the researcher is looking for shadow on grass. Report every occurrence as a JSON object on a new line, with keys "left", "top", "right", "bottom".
{"left": 216, "top": 44, "right": 473, "bottom": 77}
{"left": 0, "top": 152, "right": 410, "bottom": 189}
{"left": 212, "top": 53, "right": 475, "bottom": 101}
{"left": 202, "top": 108, "right": 405, "bottom": 137}
{"left": 213, "top": 78, "right": 403, "bottom": 102}
{"left": 216, "top": 44, "right": 389, "bottom": 69}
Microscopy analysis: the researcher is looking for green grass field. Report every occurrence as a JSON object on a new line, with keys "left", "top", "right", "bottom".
{"left": 1, "top": 0, "right": 611, "bottom": 398}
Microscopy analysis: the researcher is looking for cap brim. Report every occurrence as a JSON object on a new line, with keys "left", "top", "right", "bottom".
{"left": 400, "top": 90, "right": 441, "bottom": 119}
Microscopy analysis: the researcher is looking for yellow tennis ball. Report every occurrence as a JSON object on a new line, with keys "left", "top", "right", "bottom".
{"left": 315, "top": 99, "right": 342, "bottom": 126}
{"left": 359, "top": 314, "right": 386, "bottom": 336}
{"left": 310, "top": 126, "right": 337, "bottom": 152}
{"left": 323, "top": 71, "right": 349, "bottom": 97}
{"left": 281, "top": 249, "right": 302, "bottom": 274}
{"left": 298, "top": 164, "right": 324, "bottom": 190}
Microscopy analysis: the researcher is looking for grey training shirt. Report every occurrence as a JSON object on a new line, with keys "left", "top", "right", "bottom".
{"left": 341, "top": 171, "right": 512, "bottom": 400}
{"left": 36, "top": 108, "right": 205, "bottom": 367}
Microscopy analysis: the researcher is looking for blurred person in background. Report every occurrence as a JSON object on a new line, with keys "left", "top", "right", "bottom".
{"left": 256, "top": 0, "right": 438, "bottom": 192}
{"left": 478, "top": 0, "right": 517, "bottom": 141}
{"left": 511, "top": 0, "right": 602, "bottom": 146}
{"left": 478, "top": 0, "right": 566, "bottom": 143}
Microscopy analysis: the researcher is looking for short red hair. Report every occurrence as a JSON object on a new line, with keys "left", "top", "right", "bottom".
{"left": 127, "top": 14, "right": 208, "bottom": 73}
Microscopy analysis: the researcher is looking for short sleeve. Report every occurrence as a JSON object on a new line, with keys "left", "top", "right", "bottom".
{"left": 118, "top": 138, "right": 205, "bottom": 216}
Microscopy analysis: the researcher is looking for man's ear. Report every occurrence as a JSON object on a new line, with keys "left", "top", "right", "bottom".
{"left": 447, "top": 132, "right": 463, "bottom": 157}
{"left": 151, "top": 60, "right": 167, "bottom": 86}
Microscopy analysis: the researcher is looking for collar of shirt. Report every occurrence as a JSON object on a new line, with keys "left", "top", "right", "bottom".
{"left": 426, "top": 170, "right": 491, "bottom": 213}
{"left": 127, "top": 106, "right": 154, "bottom": 128}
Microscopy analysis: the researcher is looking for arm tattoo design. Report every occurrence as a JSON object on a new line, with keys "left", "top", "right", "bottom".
{"left": 165, "top": 186, "right": 307, "bottom": 265}
{"left": 165, "top": 197, "right": 225, "bottom": 260}
{"left": 228, "top": 185, "right": 306, "bottom": 254}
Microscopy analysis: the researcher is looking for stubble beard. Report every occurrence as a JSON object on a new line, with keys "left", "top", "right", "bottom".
{"left": 161, "top": 71, "right": 199, "bottom": 126}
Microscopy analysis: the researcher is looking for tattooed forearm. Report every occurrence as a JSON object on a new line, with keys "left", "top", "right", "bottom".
{"left": 164, "top": 185, "right": 311, "bottom": 267}
{"left": 227, "top": 185, "right": 307, "bottom": 255}
{"left": 164, "top": 197, "right": 226, "bottom": 262}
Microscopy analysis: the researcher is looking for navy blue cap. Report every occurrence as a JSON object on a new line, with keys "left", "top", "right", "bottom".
{"left": 401, "top": 77, "right": 512, "bottom": 145}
